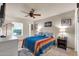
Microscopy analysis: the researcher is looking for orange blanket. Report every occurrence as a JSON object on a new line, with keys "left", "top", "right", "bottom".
{"left": 34, "top": 37, "right": 55, "bottom": 55}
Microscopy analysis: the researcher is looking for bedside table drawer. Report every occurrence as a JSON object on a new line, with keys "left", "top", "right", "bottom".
{"left": 57, "top": 39, "right": 67, "bottom": 50}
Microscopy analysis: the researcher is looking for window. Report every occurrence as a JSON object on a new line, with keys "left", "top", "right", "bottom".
{"left": 12, "top": 22, "right": 23, "bottom": 36}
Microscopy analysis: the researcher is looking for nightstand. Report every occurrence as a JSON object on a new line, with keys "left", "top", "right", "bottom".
{"left": 57, "top": 39, "right": 67, "bottom": 50}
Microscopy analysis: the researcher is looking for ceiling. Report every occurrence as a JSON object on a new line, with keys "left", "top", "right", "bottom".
{"left": 5, "top": 3, "right": 76, "bottom": 21}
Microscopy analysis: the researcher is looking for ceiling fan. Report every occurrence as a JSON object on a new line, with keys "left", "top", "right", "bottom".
{"left": 22, "top": 9, "right": 41, "bottom": 18}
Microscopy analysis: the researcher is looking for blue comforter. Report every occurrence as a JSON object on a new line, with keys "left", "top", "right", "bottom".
{"left": 24, "top": 35, "right": 47, "bottom": 52}
{"left": 23, "top": 35, "right": 55, "bottom": 56}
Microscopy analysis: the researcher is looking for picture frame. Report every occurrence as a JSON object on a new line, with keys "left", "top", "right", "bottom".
{"left": 44, "top": 21, "right": 52, "bottom": 27}
{"left": 61, "top": 18, "right": 72, "bottom": 26}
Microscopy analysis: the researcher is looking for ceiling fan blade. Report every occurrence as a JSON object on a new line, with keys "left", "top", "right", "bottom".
{"left": 30, "top": 9, "right": 35, "bottom": 13}
{"left": 33, "top": 14, "right": 41, "bottom": 16}
{"left": 31, "top": 9, "right": 35, "bottom": 12}
{"left": 33, "top": 16, "right": 35, "bottom": 18}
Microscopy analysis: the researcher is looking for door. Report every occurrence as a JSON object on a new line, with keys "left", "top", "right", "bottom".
{"left": 77, "top": 8, "right": 79, "bottom": 55}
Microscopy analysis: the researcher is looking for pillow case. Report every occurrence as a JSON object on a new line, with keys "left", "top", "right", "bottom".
{"left": 43, "top": 32, "right": 54, "bottom": 38}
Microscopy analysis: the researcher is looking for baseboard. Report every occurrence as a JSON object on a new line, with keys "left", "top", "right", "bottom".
{"left": 67, "top": 47, "right": 75, "bottom": 50}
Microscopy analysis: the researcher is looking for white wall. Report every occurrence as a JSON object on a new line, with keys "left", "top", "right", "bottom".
{"left": 3, "top": 3, "right": 34, "bottom": 39}
{"left": 35, "top": 10, "right": 75, "bottom": 49}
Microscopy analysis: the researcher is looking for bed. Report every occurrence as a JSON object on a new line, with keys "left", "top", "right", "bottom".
{"left": 22, "top": 33, "right": 56, "bottom": 56}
